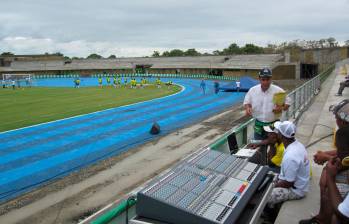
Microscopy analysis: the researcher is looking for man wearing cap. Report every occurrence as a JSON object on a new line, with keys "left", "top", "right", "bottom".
{"left": 299, "top": 100, "right": 349, "bottom": 224}
{"left": 244, "top": 68, "right": 291, "bottom": 164}
{"left": 264, "top": 123, "right": 285, "bottom": 173}
{"left": 248, "top": 122, "right": 285, "bottom": 173}
{"left": 268, "top": 121, "right": 310, "bottom": 208}
{"left": 313, "top": 99, "right": 349, "bottom": 165}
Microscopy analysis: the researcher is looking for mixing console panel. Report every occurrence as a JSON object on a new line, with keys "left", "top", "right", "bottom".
{"left": 136, "top": 148, "right": 268, "bottom": 224}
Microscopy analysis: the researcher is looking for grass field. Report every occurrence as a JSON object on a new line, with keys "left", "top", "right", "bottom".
{"left": 0, "top": 84, "right": 181, "bottom": 132}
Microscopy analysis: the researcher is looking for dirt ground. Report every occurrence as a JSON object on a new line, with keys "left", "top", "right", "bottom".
{"left": 0, "top": 102, "right": 249, "bottom": 224}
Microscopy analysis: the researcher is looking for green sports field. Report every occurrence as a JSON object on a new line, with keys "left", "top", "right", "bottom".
{"left": 0, "top": 85, "right": 181, "bottom": 132}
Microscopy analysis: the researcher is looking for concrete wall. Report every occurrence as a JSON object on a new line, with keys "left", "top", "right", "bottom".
{"left": 288, "top": 47, "right": 349, "bottom": 72}
{"left": 0, "top": 55, "right": 64, "bottom": 65}
{"left": 223, "top": 69, "right": 259, "bottom": 78}
{"left": 222, "top": 65, "right": 296, "bottom": 80}
{"left": 272, "top": 64, "right": 296, "bottom": 80}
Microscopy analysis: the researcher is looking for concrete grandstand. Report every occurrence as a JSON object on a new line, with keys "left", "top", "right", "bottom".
{"left": 1, "top": 54, "right": 295, "bottom": 79}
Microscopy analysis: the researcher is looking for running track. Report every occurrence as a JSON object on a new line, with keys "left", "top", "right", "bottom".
{"left": 0, "top": 77, "right": 245, "bottom": 202}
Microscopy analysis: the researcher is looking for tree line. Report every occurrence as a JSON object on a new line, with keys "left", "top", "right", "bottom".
{"left": 152, "top": 37, "right": 349, "bottom": 57}
{"left": 1, "top": 37, "right": 349, "bottom": 59}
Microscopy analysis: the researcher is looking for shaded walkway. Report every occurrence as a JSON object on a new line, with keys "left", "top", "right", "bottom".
{"left": 276, "top": 60, "right": 349, "bottom": 223}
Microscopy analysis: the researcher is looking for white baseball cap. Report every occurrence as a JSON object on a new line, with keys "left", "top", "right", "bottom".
{"left": 274, "top": 121, "right": 296, "bottom": 138}
{"left": 263, "top": 121, "right": 278, "bottom": 133}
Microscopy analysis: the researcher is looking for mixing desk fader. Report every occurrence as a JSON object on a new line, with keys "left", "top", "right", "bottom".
{"left": 136, "top": 148, "right": 268, "bottom": 224}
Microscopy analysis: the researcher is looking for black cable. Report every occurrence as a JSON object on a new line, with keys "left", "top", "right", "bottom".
{"left": 303, "top": 123, "right": 334, "bottom": 148}
{"left": 306, "top": 133, "right": 333, "bottom": 148}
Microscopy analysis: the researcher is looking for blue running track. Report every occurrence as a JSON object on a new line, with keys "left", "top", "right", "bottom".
{"left": 0, "top": 77, "right": 246, "bottom": 202}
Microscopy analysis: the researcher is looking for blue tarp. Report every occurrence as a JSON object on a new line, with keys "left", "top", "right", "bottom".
{"left": 218, "top": 76, "right": 259, "bottom": 92}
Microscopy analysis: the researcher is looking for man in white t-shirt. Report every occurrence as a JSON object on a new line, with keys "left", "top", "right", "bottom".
{"left": 268, "top": 121, "right": 310, "bottom": 207}
{"left": 236, "top": 80, "right": 241, "bottom": 92}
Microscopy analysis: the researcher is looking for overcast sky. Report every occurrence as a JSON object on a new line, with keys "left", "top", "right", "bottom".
{"left": 1, "top": 0, "right": 348, "bottom": 57}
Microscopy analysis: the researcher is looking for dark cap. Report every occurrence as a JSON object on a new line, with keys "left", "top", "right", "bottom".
{"left": 329, "top": 99, "right": 349, "bottom": 122}
{"left": 259, "top": 68, "right": 272, "bottom": 77}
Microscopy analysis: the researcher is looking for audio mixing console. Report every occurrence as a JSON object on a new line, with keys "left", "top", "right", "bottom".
{"left": 136, "top": 148, "right": 269, "bottom": 224}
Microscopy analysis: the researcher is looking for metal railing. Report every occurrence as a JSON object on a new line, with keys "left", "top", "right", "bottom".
{"left": 286, "top": 65, "right": 334, "bottom": 120}
{"left": 211, "top": 65, "right": 335, "bottom": 151}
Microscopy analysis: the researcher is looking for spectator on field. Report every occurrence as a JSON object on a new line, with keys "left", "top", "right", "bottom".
{"left": 25, "top": 77, "right": 31, "bottom": 87}
{"left": 156, "top": 78, "right": 161, "bottom": 88}
{"left": 200, "top": 79, "right": 206, "bottom": 95}
{"left": 17, "top": 78, "right": 21, "bottom": 88}
{"left": 236, "top": 79, "right": 241, "bottom": 92}
{"left": 214, "top": 81, "right": 220, "bottom": 94}
{"left": 113, "top": 77, "right": 117, "bottom": 88}
{"left": 98, "top": 77, "right": 103, "bottom": 88}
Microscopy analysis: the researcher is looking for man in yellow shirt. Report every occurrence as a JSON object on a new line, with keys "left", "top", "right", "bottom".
{"left": 264, "top": 124, "right": 284, "bottom": 173}
{"left": 248, "top": 121, "right": 284, "bottom": 173}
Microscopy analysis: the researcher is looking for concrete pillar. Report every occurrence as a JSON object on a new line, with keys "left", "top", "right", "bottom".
{"left": 285, "top": 52, "right": 291, "bottom": 63}
{"left": 295, "top": 62, "right": 301, "bottom": 79}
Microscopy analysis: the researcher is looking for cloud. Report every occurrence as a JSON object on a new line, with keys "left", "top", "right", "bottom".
{"left": 0, "top": 36, "right": 172, "bottom": 57}
{"left": 0, "top": 0, "right": 348, "bottom": 57}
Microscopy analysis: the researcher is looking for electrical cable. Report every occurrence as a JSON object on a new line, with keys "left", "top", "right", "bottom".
{"left": 306, "top": 133, "right": 333, "bottom": 148}
{"left": 305, "top": 123, "right": 334, "bottom": 148}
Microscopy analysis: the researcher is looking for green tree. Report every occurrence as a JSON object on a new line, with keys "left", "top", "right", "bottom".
{"left": 54, "top": 52, "right": 64, "bottom": 56}
{"left": 162, "top": 51, "right": 170, "bottom": 57}
{"left": 241, "top": 44, "right": 263, "bottom": 54}
{"left": 212, "top": 50, "right": 221, "bottom": 55}
{"left": 168, "top": 49, "right": 185, "bottom": 57}
{"left": 152, "top": 51, "right": 160, "bottom": 57}
{"left": 184, "top": 48, "right": 201, "bottom": 56}
{"left": 1, "top": 52, "right": 14, "bottom": 56}
{"left": 87, "top": 53, "right": 103, "bottom": 59}
{"left": 161, "top": 49, "right": 184, "bottom": 57}
{"left": 222, "top": 43, "right": 241, "bottom": 55}
{"left": 108, "top": 55, "right": 116, "bottom": 59}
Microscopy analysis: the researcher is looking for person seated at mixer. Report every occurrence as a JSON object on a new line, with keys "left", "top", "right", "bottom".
{"left": 267, "top": 121, "right": 310, "bottom": 208}
{"left": 248, "top": 121, "right": 285, "bottom": 173}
